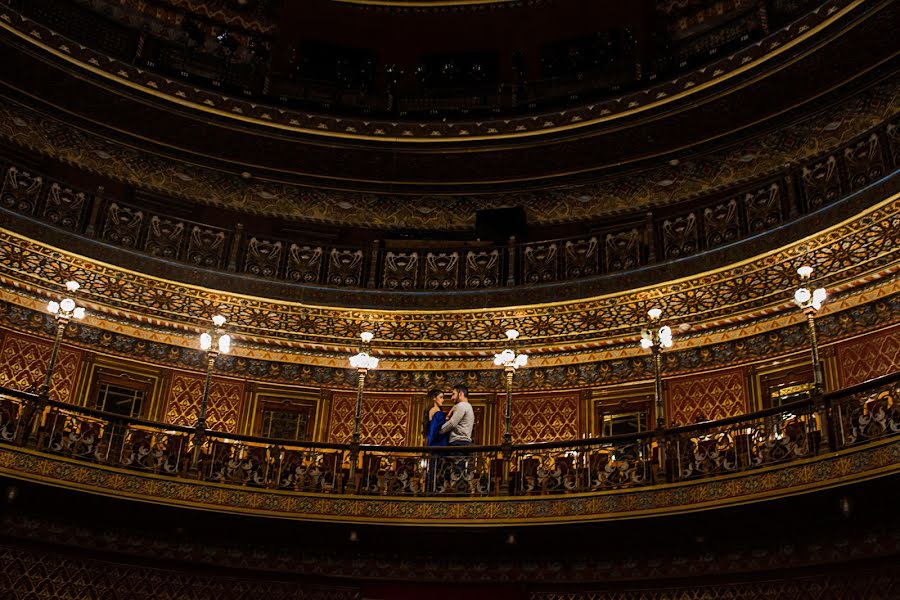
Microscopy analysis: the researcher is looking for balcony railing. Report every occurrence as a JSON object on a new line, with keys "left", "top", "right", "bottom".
{"left": 1, "top": 372, "right": 897, "bottom": 498}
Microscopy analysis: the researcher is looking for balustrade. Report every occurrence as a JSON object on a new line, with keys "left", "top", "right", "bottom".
{"left": 1, "top": 372, "right": 897, "bottom": 499}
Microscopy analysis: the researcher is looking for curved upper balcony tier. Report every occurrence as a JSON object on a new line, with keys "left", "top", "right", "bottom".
{"left": 0, "top": 0, "right": 895, "bottom": 195}
{"left": 0, "top": 188, "right": 897, "bottom": 363}
{"left": 0, "top": 135, "right": 897, "bottom": 311}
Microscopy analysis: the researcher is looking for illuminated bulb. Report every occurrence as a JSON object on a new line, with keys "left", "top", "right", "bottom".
{"left": 797, "top": 266, "right": 813, "bottom": 279}
{"left": 794, "top": 288, "right": 811, "bottom": 305}
{"left": 65, "top": 281, "right": 80, "bottom": 293}
{"left": 212, "top": 314, "right": 227, "bottom": 327}
{"left": 505, "top": 329, "right": 519, "bottom": 341}
{"left": 73, "top": 307, "right": 86, "bottom": 320}
{"left": 47, "top": 301, "right": 60, "bottom": 315}
{"left": 218, "top": 334, "right": 232, "bottom": 354}
{"left": 812, "top": 288, "right": 827, "bottom": 309}
{"left": 360, "top": 331, "right": 374, "bottom": 344}
{"left": 647, "top": 308, "right": 662, "bottom": 320}
{"left": 200, "top": 332, "right": 212, "bottom": 351}
{"left": 60, "top": 298, "right": 76, "bottom": 313}
{"left": 514, "top": 353, "right": 528, "bottom": 368}
{"left": 659, "top": 325, "right": 673, "bottom": 348}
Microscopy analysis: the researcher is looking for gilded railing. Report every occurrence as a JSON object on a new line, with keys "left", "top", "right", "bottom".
{"left": 0, "top": 372, "right": 898, "bottom": 498}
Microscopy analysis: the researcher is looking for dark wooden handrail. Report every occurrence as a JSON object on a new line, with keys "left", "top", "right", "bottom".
{"left": 3, "top": 370, "right": 896, "bottom": 455}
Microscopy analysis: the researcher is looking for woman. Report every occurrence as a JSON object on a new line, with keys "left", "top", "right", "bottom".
{"left": 423, "top": 388, "right": 450, "bottom": 446}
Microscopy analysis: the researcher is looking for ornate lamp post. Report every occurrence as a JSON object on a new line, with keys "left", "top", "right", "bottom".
{"left": 494, "top": 329, "right": 528, "bottom": 446}
{"left": 347, "top": 331, "right": 378, "bottom": 485}
{"left": 43, "top": 280, "right": 86, "bottom": 396}
{"left": 793, "top": 266, "right": 827, "bottom": 392}
{"left": 191, "top": 314, "right": 231, "bottom": 471}
{"left": 197, "top": 315, "right": 232, "bottom": 430}
{"left": 640, "top": 308, "right": 673, "bottom": 428}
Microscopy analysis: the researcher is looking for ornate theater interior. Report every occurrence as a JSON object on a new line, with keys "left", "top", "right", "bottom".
{"left": 0, "top": 0, "right": 898, "bottom": 598}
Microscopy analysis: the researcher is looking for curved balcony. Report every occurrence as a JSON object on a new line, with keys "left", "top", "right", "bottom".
{"left": 1, "top": 373, "right": 897, "bottom": 525}
{"left": 2, "top": 120, "right": 895, "bottom": 310}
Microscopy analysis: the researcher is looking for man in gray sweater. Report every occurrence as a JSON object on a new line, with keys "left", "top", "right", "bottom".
{"left": 440, "top": 384, "right": 474, "bottom": 446}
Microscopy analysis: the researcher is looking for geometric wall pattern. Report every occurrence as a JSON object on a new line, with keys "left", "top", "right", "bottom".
{"left": 163, "top": 373, "right": 244, "bottom": 434}
{"left": 509, "top": 391, "right": 580, "bottom": 444}
{"left": 836, "top": 325, "right": 900, "bottom": 387}
{"left": 667, "top": 367, "right": 748, "bottom": 425}
{"left": 529, "top": 567, "right": 900, "bottom": 600}
{"left": 0, "top": 331, "right": 82, "bottom": 403}
{"left": 327, "top": 391, "right": 412, "bottom": 446}
{"left": 0, "top": 544, "right": 360, "bottom": 600}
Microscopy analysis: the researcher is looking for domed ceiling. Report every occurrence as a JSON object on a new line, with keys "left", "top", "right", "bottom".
{"left": 0, "top": 0, "right": 896, "bottom": 233}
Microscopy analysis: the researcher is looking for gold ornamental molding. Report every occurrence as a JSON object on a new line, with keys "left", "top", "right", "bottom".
{"left": 0, "top": 0, "right": 876, "bottom": 143}
{"left": 0, "top": 191, "right": 898, "bottom": 369}
{"left": 0, "top": 436, "right": 897, "bottom": 525}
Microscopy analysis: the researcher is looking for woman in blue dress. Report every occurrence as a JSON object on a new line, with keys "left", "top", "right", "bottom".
{"left": 423, "top": 388, "right": 449, "bottom": 492}
{"left": 423, "top": 388, "right": 449, "bottom": 446}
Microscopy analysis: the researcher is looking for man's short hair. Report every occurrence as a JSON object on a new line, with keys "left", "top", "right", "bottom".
{"left": 427, "top": 388, "right": 442, "bottom": 400}
{"left": 453, "top": 384, "right": 469, "bottom": 399}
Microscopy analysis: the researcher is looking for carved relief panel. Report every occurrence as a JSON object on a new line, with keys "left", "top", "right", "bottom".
{"left": 424, "top": 252, "right": 459, "bottom": 290}
{"left": 703, "top": 199, "right": 741, "bottom": 249}
{"left": 42, "top": 183, "right": 86, "bottom": 231}
{"left": 382, "top": 251, "right": 419, "bottom": 290}
{"left": 843, "top": 133, "right": 885, "bottom": 191}
{"left": 103, "top": 202, "right": 144, "bottom": 248}
{"left": 1, "top": 166, "right": 42, "bottom": 216}
{"left": 800, "top": 155, "right": 841, "bottom": 210}
{"left": 564, "top": 237, "right": 599, "bottom": 279}
{"left": 661, "top": 213, "right": 699, "bottom": 259}
{"left": 287, "top": 244, "right": 323, "bottom": 283}
{"left": 744, "top": 183, "right": 784, "bottom": 234}
{"left": 186, "top": 225, "right": 227, "bottom": 268}
{"left": 145, "top": 216, "right": 185, "bottom": 259}
{"left": 464, "top": 249, "right": 500, "bottom": 288}
{"left": 326, "top": 248, "right": 364, "bottom": 287}
{"left": 243, "top": 237, "right": 283, "bottom": 278}
{"left": 605, "top": 228, "right": 642, "bottom": 272}
{"left": 523, "top": 242, "right": 559, "bottom": 284}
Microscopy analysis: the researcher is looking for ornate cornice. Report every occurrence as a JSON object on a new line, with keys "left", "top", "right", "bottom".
{"left": 0, "top": 436, "right": 897, "bottom": 525}
{"left": 1, "top": 192, "right": 899, "bottom": 354}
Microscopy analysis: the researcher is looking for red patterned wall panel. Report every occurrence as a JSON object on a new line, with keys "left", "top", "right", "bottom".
{"left": 0, "top": 332, "right": 82, "bottom": 403}
{"left": 667, "top": 367, "right": 748, "bottom": 425}
{"left": 327, "top": 392, "right": 412, "bottom": 446}
{"left": 508, "top": 391, "right": 580, "bottom": 444}
{"left": 164, "top": 373, "right": 244, "bottom": 434}
{"left": 836, "top": 326, "right": 900, "bottom": 387}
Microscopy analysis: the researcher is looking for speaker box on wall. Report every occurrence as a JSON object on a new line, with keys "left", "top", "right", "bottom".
{"left": 475, "top": 207, "right": 527, "bottom": 243}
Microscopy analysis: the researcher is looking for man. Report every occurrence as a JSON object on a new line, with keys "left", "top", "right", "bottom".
{"left": 440, "top": 384, "right": 474, "bottom": 446}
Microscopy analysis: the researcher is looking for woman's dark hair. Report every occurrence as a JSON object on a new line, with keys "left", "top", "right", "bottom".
{"left": 422, "top": 388, "right": 442, "bottom": 438}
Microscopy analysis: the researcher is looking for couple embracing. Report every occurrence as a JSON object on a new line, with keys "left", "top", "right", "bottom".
{"left": 423, "top": 384, "right": 474, "bottom": 447}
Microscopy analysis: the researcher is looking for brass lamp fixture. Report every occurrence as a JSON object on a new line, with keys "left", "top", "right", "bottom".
{"left": 43, "top": 280, "right": 86, "bottom": 396}
{"left": 197, "top": 314, "right": 232, "bottom": 431}
{"left": 348, "top": 331, "right": 378, "bottom": 484}
{"left": 494, "top": 328, "right": 527, "bottom": 446}
{"left": 793, "top": 265, "right": 827, "bottom": 391}
{"left": 640, "top": 308, "right": 673, "bottom": 428}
